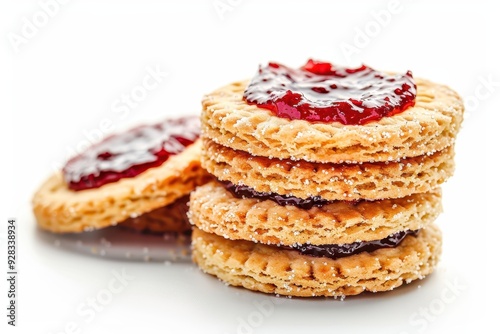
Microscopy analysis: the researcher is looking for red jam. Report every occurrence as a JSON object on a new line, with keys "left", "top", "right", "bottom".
{"left": 285, "top": 229, "right": 418, "bottom": 259}
{"left": 243, "top": 59, "right": 416, "bottom": 125}
{"left": 221, "top": 180, "right": 331, "bottom": 210}
{"left": 63, "top": 116, "right": 200, "bottom": 191}
{"left": 221, "top": 180, "right": 361, "bottom": 210}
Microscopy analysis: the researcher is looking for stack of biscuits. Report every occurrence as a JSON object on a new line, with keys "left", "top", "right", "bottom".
{"left": 189, "top": 77, "right": 464, "bottom": 297}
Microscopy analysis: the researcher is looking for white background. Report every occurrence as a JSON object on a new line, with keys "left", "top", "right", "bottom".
{"left": 1, "top": 0, "right": 500, "bottom": 333}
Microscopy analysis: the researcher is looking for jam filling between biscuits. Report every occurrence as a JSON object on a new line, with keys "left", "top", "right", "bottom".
{"left": 63, "top": 116, "right": 200, "bottom": 191}
{"left": 284, "top": 229, "right": 419, "bottom": 260}
{"left": 220, "top": 180, "right": 418, "bottom": 259}
{"left": 221, "top": 180, "right": 359, "bottom": 210}
{"left": 243, "top": 59, "right": 416, "bottom": 125}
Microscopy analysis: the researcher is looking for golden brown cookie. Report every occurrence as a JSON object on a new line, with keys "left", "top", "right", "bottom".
{"left": 192, "top": 224, "right": 442, "bottom": 297}
{"left": 201, "top": 78, "right": 464, "bottom": 163}
{"left": 189, "top": 181, "right": 442, "bottom": 245}
{"left": 202, "top": 138, "right": 454, "bottom": 201}
{"left": 119, "top": 195, "right": 191, "bottom": 233}
{"left": 33, "top": 140, "right": 210, "bottom": 233}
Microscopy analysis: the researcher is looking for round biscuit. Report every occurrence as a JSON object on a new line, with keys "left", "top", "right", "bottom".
{"left": 202, "top": 138, "right": 454, "bottom": 201}
{"left": 33, "top": 140, "right": 210, "bottom": 233}
{"left": 189, "top": 181, "right": 442, "bottom": 245}
{"left": 201, "top": 78, "right": 463, "bottom": 163}
{"left": 192, "top": 224, "right": 442, "bottom": 297}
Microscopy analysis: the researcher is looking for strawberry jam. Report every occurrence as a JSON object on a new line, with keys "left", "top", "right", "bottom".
{"left": 286, "top": 229, "right": 418, "bottom": 259}
{"left": 243, "top": 59, "right": 416, "bottom": 125}
{"left": 221, "top": 180, "right": 331, "bottom": 210}
{"left": 63, "top": 116, "right": 200, "bottom": 191}
{"left": 221, "top": 180, "right": 363, "bottom": 210}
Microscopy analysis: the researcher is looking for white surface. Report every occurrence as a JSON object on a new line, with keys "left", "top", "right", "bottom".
{"left": 1, "top": 0, "right": 500, "bottom": 333}
{"left": 36, "top": 228, "right": 192, "bottom": 262}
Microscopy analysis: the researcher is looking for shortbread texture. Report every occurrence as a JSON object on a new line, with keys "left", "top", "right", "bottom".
{"left": 202, "top": 138, "right": 454, "bottom": 200}
{"left": 190, "top": 181, "right": 442, "bottom": 246}
{"left": 192, "top": 224, "right": 442, "bottom": 297}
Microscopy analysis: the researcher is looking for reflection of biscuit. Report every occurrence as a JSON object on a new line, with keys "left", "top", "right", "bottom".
{"left": 202, "top": 138, "right": 454, "bottom": 201}
{"left": 201, "top": 78, "right": 463, "bottom": 163}
{"left": 189, "top": 181, "right": 442, "bottom": 245}
{"left": 120, "top": 195, "right": 191, "bottom": 233}
{"left": 192, "top": 224, "right": 441, "bottom": 297}
{"left": 33, "top": 140, "right": 210, "bottom": 233}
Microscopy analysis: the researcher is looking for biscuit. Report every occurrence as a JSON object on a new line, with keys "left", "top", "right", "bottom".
{"left": 201, "top": 78, "right": 463, "bottom": 163}
{"left": 202, "top": 138, "right": 454, "bottom": 201}
{"left": 33, "top": 140, "right": 210, "bottom": 233}
{"left": 189, "top": 181, "right": 442, "bottom": 245}
{"left": 192, "top": 224, "right": 442, "bottom": 297}
{"left": 120, "top": 195, "right": 191, "bottom": 233}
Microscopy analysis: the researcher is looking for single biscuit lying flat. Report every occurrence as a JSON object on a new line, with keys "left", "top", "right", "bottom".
{"left": 33, "top": 140, "right": 210, "bottom": 233}
{"left": 192, "top": 224, "right": 441, "bottom": 297}
{"left": 189, "top": 181, "right": 442, "bottom": 245}
{"left": 201, "top": 78, "right": 463, "bottom": 163}
{"left": 202, "top": 138, "right": 454, "bottom": 201}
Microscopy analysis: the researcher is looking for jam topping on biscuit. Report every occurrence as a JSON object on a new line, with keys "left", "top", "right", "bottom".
{"left": 285, "top": 229, "right": 419, "bottom": 259}
{"left": 243, "top": 59, "right": 416, "bottom": 125}
{"left": 63, "top": 116, "right": 200, "bottom": 191}
{"left": 221, "top": 181, "right": 417, "bottom": 259}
